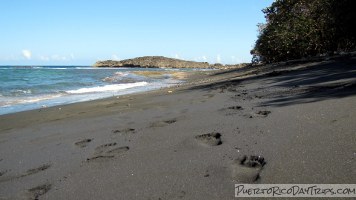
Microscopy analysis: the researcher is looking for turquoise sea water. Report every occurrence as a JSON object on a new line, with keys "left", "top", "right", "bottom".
{"left": 0, "top": 66, "right": 187, "bottom": 115}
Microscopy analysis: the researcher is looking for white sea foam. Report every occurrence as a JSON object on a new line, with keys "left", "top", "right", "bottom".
{"left": 102, "top": 72, "right": 130, "bottom": 82}
{"left": 14, "top": 89, "right": 32, "bottom": 94}
{"left": 0, "top": 94, "right": 63, "bottom": 107}
{"left": 74, "top": 67, "right": 125, "bottom": 69}
{"left": 114, "top": 72, "right": 129, "bottom": 76}
{"left": 23, "top": 94, "right": 63, "bottom": 103}
{"left": 75, "top": 67, "right": 96, "bottom": 69}
{"left": 66, "top": 82, "right": 148, "bottom": 94}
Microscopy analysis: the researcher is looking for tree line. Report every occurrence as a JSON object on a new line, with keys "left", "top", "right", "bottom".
{"left": 251, "top": 0, "right": 356, "bottom": 63}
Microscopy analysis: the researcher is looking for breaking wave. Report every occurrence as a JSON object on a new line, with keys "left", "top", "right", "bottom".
{"left": 66, "top": 82, "right": 148, "bottom": 94}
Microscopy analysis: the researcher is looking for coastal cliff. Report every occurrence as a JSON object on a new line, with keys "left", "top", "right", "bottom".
{"left": 94, "top": 56, "right": 211, "bottom": 69}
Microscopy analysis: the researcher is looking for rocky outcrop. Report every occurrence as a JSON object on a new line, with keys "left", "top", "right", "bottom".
{"left": 94, "top": 56, "right": 212, "bottom": 69}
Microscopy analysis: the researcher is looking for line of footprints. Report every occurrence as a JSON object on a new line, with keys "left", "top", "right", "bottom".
{"left": 0, "top": 117, "right": 267, "bottom": 199}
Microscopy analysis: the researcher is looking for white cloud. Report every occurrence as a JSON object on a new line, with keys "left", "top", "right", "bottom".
{"left": 216, "top": 54, "right": 221, "bottom": 63}
{"left": 70, "top": 54, "right": 75, "bottom": 60}
{"left": 22, "top": 50, "right": 32, "bottom": 60}
{"left": 202, "top": 56, "right": 207, "bottom": 61}
{"left": 174, "top": 54, "right": 180, "bottom": 59}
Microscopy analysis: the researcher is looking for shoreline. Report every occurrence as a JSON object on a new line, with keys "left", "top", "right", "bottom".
{"left": 0, "top": 58, "right": 355, "bottom": 199}
{"left": 0, "top": 68, "right": 205, "bottom": 116}
{"left": 0, "top": 69, "right": 226, "bottom": 133}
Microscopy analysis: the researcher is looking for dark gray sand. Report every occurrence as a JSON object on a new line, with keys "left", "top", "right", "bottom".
{"left": 0, "top": 58, "right": 355, "bottom": 199}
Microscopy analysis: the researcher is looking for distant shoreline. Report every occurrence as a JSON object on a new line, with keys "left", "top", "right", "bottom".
{"left": 94, "top": 56, "right": 248, "bottom": 69}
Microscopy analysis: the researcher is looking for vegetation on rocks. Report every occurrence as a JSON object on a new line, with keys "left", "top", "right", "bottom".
{"left": 94, "top": 56, "right": 249, "bottom": 69}
{"left": 94, "top": 56, "right": 211, "bottom": 69}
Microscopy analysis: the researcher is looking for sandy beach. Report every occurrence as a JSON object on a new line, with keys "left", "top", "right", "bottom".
{"left": 0, "top": 57, "right": 355, "bottom": 199}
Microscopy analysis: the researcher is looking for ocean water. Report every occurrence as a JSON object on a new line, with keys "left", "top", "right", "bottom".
{"left": 0, "top": 66, "right": 188, "bottom": 115}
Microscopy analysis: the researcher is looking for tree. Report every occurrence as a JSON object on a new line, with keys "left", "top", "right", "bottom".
{"left": 251, "top": 0, "right": 356, "bottom": 63}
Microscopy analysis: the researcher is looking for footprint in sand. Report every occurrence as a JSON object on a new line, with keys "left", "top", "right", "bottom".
{"left": 106, "top": 146, "right": 130, "bottom": 154}
{"left": 112, "top": 128, "right": 136, "bottom": 134}
{"left": 87, "top": 143, "right": 129, "bottom": 161}
{"left": 74, "top": 138, "right": 93, "bottom": 148}
{"left": 255, "top": 110, "right": 271, "bottom": 117}
{"left": 23, "top": 164, "right": 51, "bottom": 177}
{"left": 94, "top": 142, "right": 117, "bottom": 154}
{"left": 27, "top": 183, "right": 51, "bottom": 200}
{"left": 231, "top": 155, "right": 266, "bottom": 183}
{"left": 221, "top": 106, "right": 244, "bottom": 116}
{"left": 150, "top": 119, "right": 177, "bottom": 128}
{"left": 195, "top": 133, "right": 222, "bottom": 146}
{"left": 246, "top": 110, "right": 271, "bottom": 118}
{"left": 0, "top": 164, "right": 50, "bottom": 183}
{"left": 228, "top": 106, "right": 243, "bottom": 110}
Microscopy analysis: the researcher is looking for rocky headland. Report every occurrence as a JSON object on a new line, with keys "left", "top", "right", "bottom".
{"left": 93, "top": 56, "right": 247, "bottom": 69}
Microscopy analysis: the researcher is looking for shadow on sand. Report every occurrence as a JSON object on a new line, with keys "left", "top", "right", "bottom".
{"left": 188, "top": 57, "right": 356, "bottom": 107}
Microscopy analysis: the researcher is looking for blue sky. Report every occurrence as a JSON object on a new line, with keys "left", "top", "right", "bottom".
{"left": 0, "top": 0, "right": 273, "bottom": 65}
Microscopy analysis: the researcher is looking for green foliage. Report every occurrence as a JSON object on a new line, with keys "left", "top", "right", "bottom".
{"left": 251, "top": 0, "right": 356, "bottom": 63}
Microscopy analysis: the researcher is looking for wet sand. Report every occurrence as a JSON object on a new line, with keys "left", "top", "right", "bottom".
{"left": 0, "top": 57, "right": 355, "bottom": 199}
